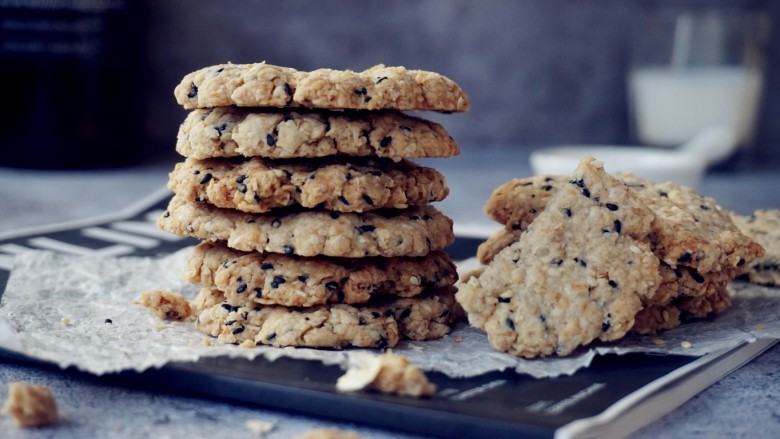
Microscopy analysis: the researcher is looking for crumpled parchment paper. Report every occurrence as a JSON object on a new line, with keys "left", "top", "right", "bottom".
{"left": 0, "top": 249, "right": 778, "bottom": 379}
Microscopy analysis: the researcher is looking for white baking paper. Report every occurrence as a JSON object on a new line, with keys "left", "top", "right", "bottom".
{"left": 0, "top": 250, "right": 778, "bottom": 379}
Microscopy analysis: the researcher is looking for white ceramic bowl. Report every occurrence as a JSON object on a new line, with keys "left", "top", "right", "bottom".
{"left": 529, "top": 146, "right": 706, "bottom": 188}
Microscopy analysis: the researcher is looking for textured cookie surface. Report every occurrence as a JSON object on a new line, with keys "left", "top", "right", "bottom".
{"left": 732, "top": 209, "right": 780, "bottom": 286}
{"left": 186, "top": 241, "right": 458, "bottom": 307}
{"left": 158, "top": 195, "right": 454, "bottom": 258}
{"left": 168, "top": 156, "right": 448, "bottom": 214}
{"left": 174, "top": 62, "right": 469, "bottom": 112}
{"left": 192, "top": 286, "right": 462, "bottom": 348}
{"left": 177, "top": 107, "right": 460, "bottom": 161}
{"left": 456, "top": 157, "right": 661, "bottom": 357}
{"left": 485, "top": 173, "right": 762, "bottom": 275}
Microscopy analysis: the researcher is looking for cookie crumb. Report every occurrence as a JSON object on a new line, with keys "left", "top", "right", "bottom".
{"left": 240, "top": 339, "right": 256, "bottom": 349}
{"left": 60, "top": 318, "right": 71, "bottom": 326}
{"left": 681, "top": 341, "right": 693, "bottom": 349}
{"left": 754, "top": 324, "right": 765, "bottom": 331}
{"left": 407, "top": 343, "right": 424, "bottom": 351}
{"left": 245, "top": 419, "right": 274, "bottom": 433}
{"left": 2, "top": 382, "right": 58, "bottom": 427}
{"left": 139, "top": 289, "right": 192, "bottom": 321}
{"left": 651, "top": 338, "right": 666, "bottom": 346}
{"left": 294, "top": 428, "right": 364, "bottom": 439}
{"left": 453, "top": 336, "right": 463, "bottom": 343}
{"left": 201, "top": 338, "right": 212, "bottom": 347}
{"left": 336, "top": 352, "right": 436, "bottom": 397}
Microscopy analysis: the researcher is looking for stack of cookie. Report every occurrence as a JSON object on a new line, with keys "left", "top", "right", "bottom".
{"left": 457, "top": 157, "right": 764, "bottom": 358}
{"left": 159, "top": 62, "right": 469, "bottom": 349}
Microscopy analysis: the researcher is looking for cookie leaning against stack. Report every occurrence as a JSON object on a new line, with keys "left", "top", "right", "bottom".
{"left": 159, "top": 62, "right": 468, "bottom": 349}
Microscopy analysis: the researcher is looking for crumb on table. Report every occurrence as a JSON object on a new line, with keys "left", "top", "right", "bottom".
{"left": 336, "top": 352, "right": 436, "bottom": 397}
{"left": 2, "top": 382, "right": 58, "bottom": 427}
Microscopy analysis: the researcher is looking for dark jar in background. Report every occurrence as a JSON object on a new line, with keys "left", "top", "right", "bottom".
{"left": 0, "top": 0, "right": 143, "bottom": 169}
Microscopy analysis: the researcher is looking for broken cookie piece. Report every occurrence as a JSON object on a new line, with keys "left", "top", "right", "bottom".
{"left": 139, "top": 289, "right": 192, "bottom": 321}
{"left": 456, "top": 156, "right": 661, "bottom": 357}
{"left": 336, "top": 352, "right": 436, "bottom": 397}
{"left": 2, "top": 382, "right": 58, "bottom": 428}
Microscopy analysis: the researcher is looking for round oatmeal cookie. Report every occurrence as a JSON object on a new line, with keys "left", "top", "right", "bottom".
{"left": 456, "top": 157, "right": 661, "bottom": 358}
{"left": 174, "top": 62, "right": 469, "bottom": 112}
{"left": 158, "top": 195, "right": 454, "bottom": 258}
{"left": 185, "top": 241, "right": 458, "bottom": 307}
{"left": 168, "top": 156, "right": 449, "bottom": 214}
{"left": 177, "top": 107, "right": 460, "bottom": 161}
{"left": 192, "top": 286, "right": 462, "bottom": 348}
{"left": 731, "top": 209, "right": 780, "bottom": 286}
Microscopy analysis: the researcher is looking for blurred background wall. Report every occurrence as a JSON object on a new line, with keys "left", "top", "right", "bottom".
{"left": 3, "top": 0, "right": 779, "bottom": 169}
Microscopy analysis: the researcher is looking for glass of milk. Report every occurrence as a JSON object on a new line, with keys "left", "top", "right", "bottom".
{"left": 628, "top": 9, "right": 770, "bottom": 159}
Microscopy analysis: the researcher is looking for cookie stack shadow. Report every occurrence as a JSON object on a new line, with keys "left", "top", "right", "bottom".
{"left": 158, "top": 62, "right": 469, "bottom": 349}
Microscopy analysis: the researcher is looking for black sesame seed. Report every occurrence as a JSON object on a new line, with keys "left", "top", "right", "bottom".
{"left": 606, "top": 203, "right": 619, "bottom": 211}
{"left": 400, "top": 125, "right": 411, "bottom": 131}
{"left": 362, "top": 194, "right": 374, "bottom": 205}
{"left": 497, "top": 297, "right": 511, "bottom": 303}
{"left": 371, "top": 312, "right": 381, "bottom": 318}
{"left": 582, "top": 188, "right": 591, "bottom": 198}
{"left": 506, "top": 318, "right": 515, "bottom": 330}
{"left": 678, "top": 252, "right": 692, "bottom": 263}
{"left": 380, "top": 136, "right": 392, "bottom": 148}
{"left": 542, "top": 185, "right": 553, "bottom": 191}
{"left": 236, "top": 283, "right": 247, "bottom": 294}
{"left": 330, "top": 212, "right": 340, "bottom": 219}
{"left": 214, "top": 123, "right": 227, "bottom": 137}
{"left": 282, "top": 245, "right": 294, "bottom": 255}
{"left": 659, "top": 191, "right": 668, "bottom": 198}
{"left": 237, "top": 183, "right": 247, "bottom": 193}
{"left": 232, "top": 326, "right": 245, "bottom": 335}
{"left": 260, "top": 263, "right": 273, "bottom": 270}
{"left": 354, "top": 87, "right": 367, "bottom": 95}
{"left": 338, "top": 195, "right": 350, "bottom": 205}
{"left": 377, "top": 338, "right": 389, "bottom": 349}
{"left": 691, "top": 272, "right": 705, "bottom": 283}
{"left": 199, "top": 173, "right": 213, "bottom": 184}
{"left": 271, "top": 219, "right": 282, "bottom": 228}
{"left": 187, "top": 82, "right": 198, "bottom": 98}
{"left": 358, "top": 317, "right": 366, "bottom": 325}
{"left": 602, "top": 321, "right": 611, "bottom": 331}
{"left": 737, "top": 258, "right": 746, "bottom": 266}
{"left": 193, "top": 170, "right": 201, "bottom": 175}
{"left": 357, "top": 224, "right": 376, "bottom": 233}
{"left": 325, "top": 281, "right": 340, "bottom": 292}
{"left": 267, "top": 332, "right": 276, "bottom": 341}
{"left": 283, "top": 82, "right": 292, "bottom": 95}
{"left": 399, "top": 308, "right": 412, "bottom": 319}
{"left": 614, "top": 219, "right": 622, "bottom": 233}
{"left": 104, "top": 318, "right": 113, "bottom": 324}
{"left": 376, "top": 76, "right": 388, "bottom": 84}
{"left": 551, "top": 257, "right": 563, "bottom": 266}
{"left": 608, "top": 280, "right": 618, "bottom": 288}
{"left": 266, "top": 134, "right": 275, "bottom": 146}
{"left": 298, "top": 274, "right": 308, "bottom": 282}
{"left": 271, "top": 276, "right": 286, "bottom": 288}
{"left": 345, "top": 172, "right": 352, "bottom": 181}
{"left": 254, "top": 288, "right": 263, "bottom": 298}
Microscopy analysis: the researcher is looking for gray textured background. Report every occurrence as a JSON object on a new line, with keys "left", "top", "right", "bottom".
{"left": 136, "top": 0, "right": 780, "bottom": 168}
